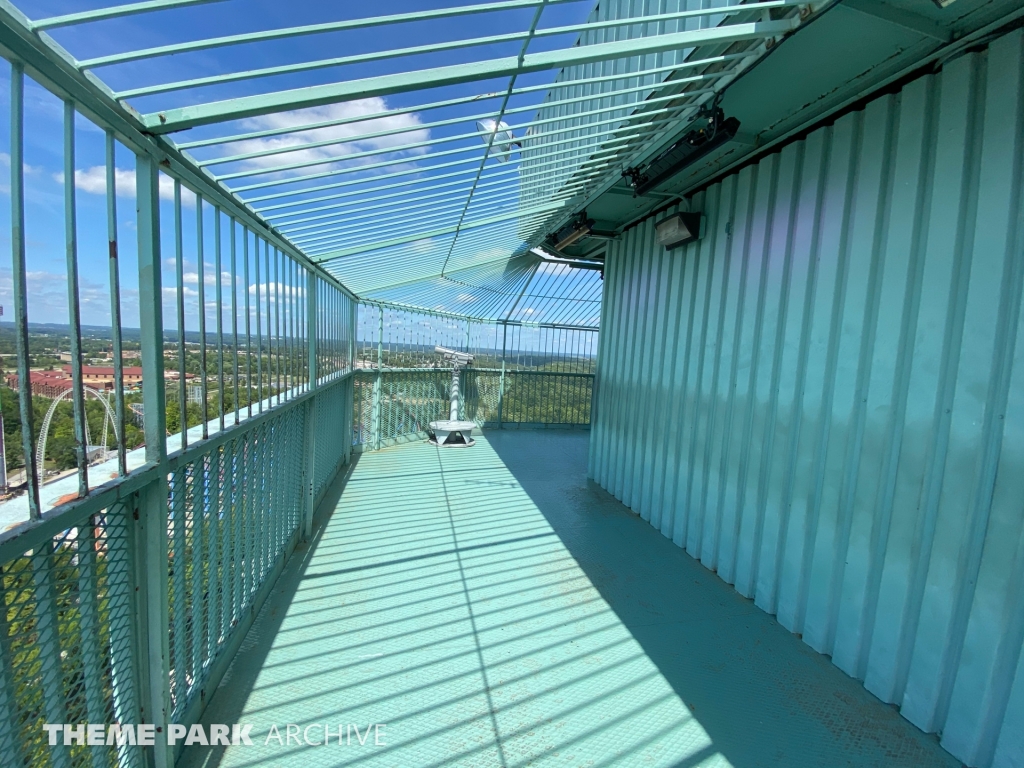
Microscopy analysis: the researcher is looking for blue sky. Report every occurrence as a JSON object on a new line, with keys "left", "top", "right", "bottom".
{"left": 0, "top": 0, "right": 598, "bottom": 334}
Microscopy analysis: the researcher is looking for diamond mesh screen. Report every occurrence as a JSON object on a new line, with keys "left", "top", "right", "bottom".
{"left": 0, "top": 503, "right": 141, "bottom": 768}
{"left": 167, "top": 407, "right": 306, "bottom": 722}
{"left": 313, "top": 377, "right": 352, "bottom": 499}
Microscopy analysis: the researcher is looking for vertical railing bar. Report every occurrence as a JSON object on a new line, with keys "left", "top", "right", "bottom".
{"left": 286, "top": 256, "right": 293, "bottom": 398}
{"left": 215, "top": 208, "right": 225, "bottom": 432}
{"left": 9, "top": 64, "right": 40, "bottom": 518}
{"left": 105, "top": 131, "right": 127, "bottom": 476}
{"left": 291, "top": 257, "right": 298, "bottom": 396}
{"left": 135, "top": 153, "right": 173, "bottom": 768}
{"left": 197, "top": 195, "right": 209, "bottom": 439}
{"left": 174, "top": 180, "right": 187, "bottom": 451}
{"left": 274, "top": 249, "right": 281, "bottom": 401}
{"left": 243, "top": 227, "right": 252, "bottom": 419}
{"left": 266, "top": 244, "right": 274, "bottom": 409}
{"left": 64, "top": 99, "right": 89, "bottom": 497}
{"left": 254, "top": 237, "right": 263, "bottom": 413}
{"left": 231, "top": 220, "right": 239, "bottom": 425}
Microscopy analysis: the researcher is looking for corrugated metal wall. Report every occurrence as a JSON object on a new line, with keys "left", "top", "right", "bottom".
{"left": 589, "top": 29, "right": 1024, "bottom": 768}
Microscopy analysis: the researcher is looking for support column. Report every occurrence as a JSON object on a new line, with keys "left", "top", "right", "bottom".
{"left": 134, "top": 153, "right": 173, "bottom": 768}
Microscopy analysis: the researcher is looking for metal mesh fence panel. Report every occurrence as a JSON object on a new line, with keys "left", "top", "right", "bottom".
{"left": 313, "top": 377, "right": 352, "bottom": 499}
{"left": 462, "top": 370, "right": 502, "bottom": 425}
{"left": 501, "top": 372, "right": 593, "bottom": 426}
{"left": 166, "top": 406, "right": 306, "bottom": 723}
{"left": 379, "top": 371, "right": 451, "bottom": 443}
{"left": 0, "top": 502, "right": 141, "bottom": 768}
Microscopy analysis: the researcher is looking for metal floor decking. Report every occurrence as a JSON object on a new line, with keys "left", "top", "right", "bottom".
{"left": 180, "top": 431, "right": 957, "bottom": 768}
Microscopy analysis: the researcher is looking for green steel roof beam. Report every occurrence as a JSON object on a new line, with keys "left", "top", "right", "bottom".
{"left": 114, "top": 2, "right": 799, "bottom": 101}
{"left": 229, "top": 98, "right": 696, "bottom": 201}
{"left": 206, "top": 78, "right": 721, "bottom": 181}
{"left": 283, "top": 183, "right": 564, "bottom": 245}
{"left": 199, "top": 69, "right": 730, "bottom": 169}
{"left": 272, "top": 148, "right": 614, "bottom": 244}
{"left": 254, "top": 166, "right": 520, "bottom": 211}
{"left": 142, "top": 20, "right": 800, "bottom": 133}
{"left": 227, "top": 144, "right": 488, "bottom": 192}
{"left": 293, "top": 184, "right": 579, "bottom": 246}
{"left": 213, "top": 90, "right": 710, "bottom": 190}
{"left": 244, "top": 162, "right": 508, "bottom": 205}
{"left": 31, "top": 0, "right": 224, "bottom": 30}
{"left": 306, "top": 202, "right": 566, "bottom": 261}
{"left": 302, "top": 197, "right": 586, "bottom": 258}
{"left": 78, "top": 0, "right": 578, "bottom": 68}
{"left": 178, "top": 53, "right": 743, "bottom": 151}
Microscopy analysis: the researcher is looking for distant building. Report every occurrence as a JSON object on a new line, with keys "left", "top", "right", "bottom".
{"left": 6, "top": 371, "right": 73, "bottom": 398}
{"left": 64, "top": 365, "right": 144, "bottom": 390}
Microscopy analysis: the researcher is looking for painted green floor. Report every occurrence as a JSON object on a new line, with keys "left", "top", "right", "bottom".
{"left": 180, "top": 430, "right": 957, "bottom": 768}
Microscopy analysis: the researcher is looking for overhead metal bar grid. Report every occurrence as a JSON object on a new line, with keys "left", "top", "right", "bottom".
{"left": 1, "top": 0, "right": 824, "bottom": 324}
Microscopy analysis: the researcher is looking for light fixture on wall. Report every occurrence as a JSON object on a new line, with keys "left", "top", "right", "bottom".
{"left": 655, "top": 212, "right": 705, "bottom": 250}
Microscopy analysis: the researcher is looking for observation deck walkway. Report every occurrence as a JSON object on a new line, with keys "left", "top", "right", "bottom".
{"left": 179, "top": 431, "right": 954, "bottom": 768}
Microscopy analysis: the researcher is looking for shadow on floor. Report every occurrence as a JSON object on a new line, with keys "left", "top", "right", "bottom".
{"left": 486, "top": 429, "right": 958, "bottom": 768}
{"left": 179, "top": 430, "right": 957, "bottom": 768}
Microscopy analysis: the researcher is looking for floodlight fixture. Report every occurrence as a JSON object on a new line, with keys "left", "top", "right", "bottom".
{"left": 655, "top": 212, "right": 706, "bottom": 250}
{"left": 624, "top": 107, "right": 740, "bottom": 197}
{"left": 552, "top": 212, "right": 595, "bottom": 250}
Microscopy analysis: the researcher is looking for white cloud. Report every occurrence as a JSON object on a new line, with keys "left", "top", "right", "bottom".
{"left": 225, "top": 99, "right": 431, "bottom": 177}
{"left": 59, "top": 166, "right": 194, "bottom": 207}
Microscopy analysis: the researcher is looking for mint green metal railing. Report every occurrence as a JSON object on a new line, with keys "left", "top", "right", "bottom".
{"left": 352, "top": 368, "right": 593, "bottom": 451}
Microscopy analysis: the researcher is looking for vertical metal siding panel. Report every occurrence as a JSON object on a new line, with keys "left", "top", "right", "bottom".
{"left": 713, "top": 164, "right": 758, "bottom": 585}
{"left": 918, "top": 48, "right": 1017, "bottom": 735}
{"left": 591, "top": 33, "right": 1024, "bottom": 765}
{"left": 774, "top": 128, "right": 831, "bottom": 629}
{"left": 729, "top": 153, "right": 777, "bottom": 596}
{"left": 592, "top": 238, "right": 624, "bottom": 483}
{"left": 944, "top": 31, "right": 1024, "bottom": 767}
{"left": 830, "top": 93, "right": 900, "bottom": 676}
{"left": 756, "top": 137, "right": 817, "bottom": 618}
{"left": 594, "top": 237, "right": 625, "bottom": 486}
{"left": 704, "top": 174, "right": 743, "bottom": 571}
{"left": 612, "top": 226, "right": 646, "bottom": 498}
{"left": 857, "top": 73, "right": 939, "bottom": 695}
{"left": 748, "top": 141, "right": 803, "bottom": 608}
{"left": 687, "top": 184, "right": 726, "bottom": 561}
{"left": 801, "top": 107, "right": 871, "bottom": 654}
{"left": 624, "top": 218, "right": 660, "bottom": 510}
{"left": 626, "top": 223, "right": 667, "bottom": 514}
{"left": 609, "top": 225, "right": 640, "bottom": 499}
{"left": 901, "top": 52, "right": 985, "bottom": 731}
{"left": 650, "top": 205, "right": 689, "bottom": 533}
{"left": 698, "top": 175, "right": 739, "bottom": 567}
{"left": 680, "top": 190, "right": 717, "bottom": 555}
{"left": 638, "top": 214, "right": 679, "bottom": 520}
{"left": 664, "top": 213, "right": 702, "bottom": 544}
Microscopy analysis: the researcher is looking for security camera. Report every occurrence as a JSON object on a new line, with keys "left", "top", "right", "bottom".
{"left": 435, "top": 346, "right": 474, "bottom": 366}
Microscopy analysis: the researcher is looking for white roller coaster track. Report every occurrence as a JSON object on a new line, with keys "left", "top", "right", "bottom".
{"left": 36, "top": 386, "right": 118, "bottom": 476}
